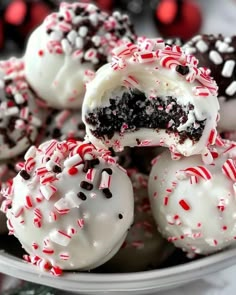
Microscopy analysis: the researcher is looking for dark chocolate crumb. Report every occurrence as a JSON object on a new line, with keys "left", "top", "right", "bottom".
{"left": 77, "top": 192, "right": 87, "bottom": 201}
{"left": 20, "top": 170, "right": 30, "bottom": 180}
{"left": 91, "top": 158, "right": 100, "bottom": 166}
{"left": 53, "top": 165, "right": 62, "bottom": 173}
{"left": 102, "top": 188, "right": 112, "bottom": 199}
{"left": 80, "top": 181, "right": 93, "bottom": 191}
{"left": 85, "top": 89, "right": 206, "bottom": 143}
{"left": 83, "top": 160, "right": 91, "bottom": 173}
{"left": 175, "top": 65, "right": 190, "bottom": 75}
{"left": 83, "top": 158, "right": 100, "bottom": 173}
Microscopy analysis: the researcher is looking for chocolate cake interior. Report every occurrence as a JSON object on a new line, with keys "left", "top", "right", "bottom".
{"left": 85, "top": 88, "right": 206, "bottom": 144}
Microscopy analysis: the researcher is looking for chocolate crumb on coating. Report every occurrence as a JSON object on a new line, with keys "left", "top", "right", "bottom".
{"left": 44, "top": 3, "right": 136, "bottom": 69}
{"left": 85, "top": 89, "right": 206, "bottom": 144}
{"left": 20, "top": 170, "right": 30, "bottom": 180}
{"left": 0, "top": 58, "right": 45, "bottom": 159}
{"left": 183, "top": 34, "right": 236, "bottom": 101}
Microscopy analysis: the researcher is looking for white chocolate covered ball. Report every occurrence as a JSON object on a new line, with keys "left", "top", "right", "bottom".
{"left": 103, "top": 170, "right": 174, "bottom": 272}
{"left": 0, "top": 58, "right": 46, "bottom": 160}
{"left": 148, "top": 140, "right": 236, "bottom": 255}
{"left": 183, "top": 34, "right": 236, "bottom": 133}
{"left": 3, "top": 139, "right": 134, "bottom": 275}
{"left": 82, "top": 37, "right": 219, "bottom": 157}
{"left": 24, "top": 2, "right": 136, "bottom": 109}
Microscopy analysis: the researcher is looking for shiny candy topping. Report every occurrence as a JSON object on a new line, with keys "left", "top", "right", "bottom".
{"left": 42, "top": 2, "right": 136, "bottom": 65}
{"left": 110, "top": 37, "right": 218, "bottom": 97}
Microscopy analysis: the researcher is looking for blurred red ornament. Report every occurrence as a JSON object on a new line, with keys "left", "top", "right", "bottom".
{"left": 4, "top": 0, "right": 27, "bottom": 25}
{"left": 0, "top": 20, "right": 4, "bottom": 49}
{"left": 0, "top": 0, "right": 57, "bottom": 52}
{"left": 154, "top": 0, "right": 202, "bottom": 41}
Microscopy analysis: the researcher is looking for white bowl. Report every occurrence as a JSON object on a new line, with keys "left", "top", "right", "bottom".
{"left": 1, "top": 236, "right": 236, "bottom": 295}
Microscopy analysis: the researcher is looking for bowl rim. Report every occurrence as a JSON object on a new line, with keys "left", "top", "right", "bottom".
{"left": 1, "top": 246, "right": 236, "bottom": 293}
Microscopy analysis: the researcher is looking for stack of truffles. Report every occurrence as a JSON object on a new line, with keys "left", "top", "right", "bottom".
{"left": 1, "top": 2, "right": 236, "bottom": 276}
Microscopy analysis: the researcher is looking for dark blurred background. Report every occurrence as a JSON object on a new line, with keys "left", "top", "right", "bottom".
{"left": 0, "top": 0, "right": 236, "bottom": 57}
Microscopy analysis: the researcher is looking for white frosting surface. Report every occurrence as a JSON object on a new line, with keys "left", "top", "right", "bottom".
{"left": 148, "top": 141, "right": 236, "bottom": 255}
{"left": 82, "top": 38, "right": 219, "bottom": 157}
{"left": 24, "top": 25, "right": 91, "bottom": 109}
{"left": 3, "top": 140, "right": 134, "bottom": 274}
{"left": 0, "top": 58, "right": 46, "bottom": 160}
{"left": 24, "top": 2, "right": 136, "bottom": 109}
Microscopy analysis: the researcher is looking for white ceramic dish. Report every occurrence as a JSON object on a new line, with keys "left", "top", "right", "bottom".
{"left": 1, "top": 237, "right": 236, "bottom": 295}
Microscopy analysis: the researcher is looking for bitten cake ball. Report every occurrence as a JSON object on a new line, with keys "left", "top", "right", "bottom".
{"left": 82, "top": 37, "right": 219, "bottom": 157}
{"left": 148, "top": 140, "right": 236, "bottom": 256}
{"left": 102, "top": 170, "right": 174, "bottom": 272}
{"left": 43, "top": 109, "right": 86, "bottom": 141}
{"left": 183, "top": 35, "right": 236, "bottom": 133}
{"left": 2, "top": 139, "right": 134, "bottom": 275}
{"left": 0, "top": 58, "right": 46, "bottom": 160}
{"left": 24, "top": 2, "right": 136, "bottom": 109}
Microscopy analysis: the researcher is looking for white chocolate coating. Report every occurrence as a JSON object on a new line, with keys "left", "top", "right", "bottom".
{"left": 82, "top": 38, "right": 219, "bottom": 157}
{"left": 0, "top": 58, "right": 46, "bottom": 160}
{"left": 3, "top": 140, "right": 134, "bottom": 274}
{"left": 148, "top": 141, "right": 236, "bottom": 255}
{"left": 24, "top": 2, "right": 136, "bottom": 109}
{"left": 103, "top": 170, "right": 174, "bottom": 272}
{"left": 183, "top": 35, "right": 236, "bottom": 133}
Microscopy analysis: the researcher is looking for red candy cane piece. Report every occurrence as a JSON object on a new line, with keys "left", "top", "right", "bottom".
{"left": 25, "top": 195, "right": 33, "bottom": 209}
{"left": 99, "top": 171, "right": 111, "bottom": 189}
{"left": 179, "top": 199, "right": 191, "bottom": 211}
{"left": 222, "top": 159, "right": 236, "bottom": 181}
{"left": 160, "top": 56, "right": 181, "bottom": 69}
{"left": 184, "top": 166, "right": 212, "bottom": 180}
{"left": 190, "top": 175, "right": 198, "bottom": 184}
{"left": 50, "top": 266, "right": 63, "bottom": 276}
{"left": 24, "top": 157, "right": 36, "bottom": 173}
{"left": 123, "top": 75, "right": 140, "bottom": 89}
{"left": 208, "top": 129, "right": 217, "bottom": 145}
{"left": 86, "top": 168, "right": 97, "bottom": 182}
{"left": 45, "top": 140, "right": 58, "bottom": 157}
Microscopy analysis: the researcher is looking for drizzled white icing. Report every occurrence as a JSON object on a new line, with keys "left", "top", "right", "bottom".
{"left": 148, "top": 140, "right": 236, "bottom": 255}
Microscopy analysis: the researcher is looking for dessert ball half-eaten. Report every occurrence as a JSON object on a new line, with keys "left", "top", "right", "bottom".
{"left": 82, "top": 37, "right": 219, "bottom": 157}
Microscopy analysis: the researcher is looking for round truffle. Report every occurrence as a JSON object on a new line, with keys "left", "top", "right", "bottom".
{"left": 24, "top": 2, "right": 136, "bottom": 109}
{"left": 102, "top": 170, "right": 174, "bottom": 272}
{"left": 0, "top": 58, "right": 46, "bottom": 160}
{"left": 4, "top": 139, "right": 134, "bottom": 275}
{"left": 183, "top": 34, "right": 236, "bottom": 133}
{"left": 82, "top": 37, "right": 219, "bottom": 157}
{"left": 148, "top": 140, "right": 236, "bottom": 256}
